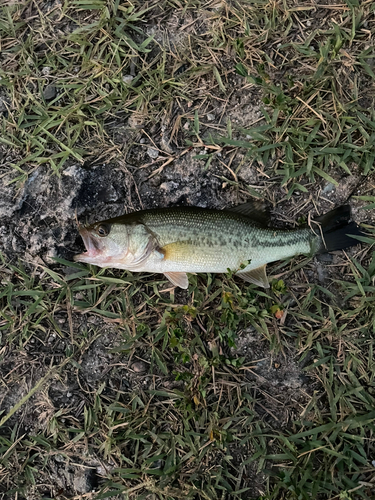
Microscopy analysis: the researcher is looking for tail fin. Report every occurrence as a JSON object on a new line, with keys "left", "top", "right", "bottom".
{"left": 313, "top": 205, "right": 362, "bottom": 253}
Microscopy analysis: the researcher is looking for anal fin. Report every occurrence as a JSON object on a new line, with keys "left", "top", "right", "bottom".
{"left": 236, "top": 265, "right": 269, "bottom": 288}
{"left": 164, "top": 272, "right": 189, "bottom": 289}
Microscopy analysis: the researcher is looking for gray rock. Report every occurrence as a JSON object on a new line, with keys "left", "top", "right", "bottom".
{"left": 322, "top": 182, "right": 336, "bottom": 194}
{"left": 147, "top": 147, "right": 159, "bottom": 159}
{"left": 122, "top": 74, "right": 134, "bottom": 84}
{"left": 132, "top": 361, "right": 147, "bottom": 373}
{"left": 43, "top": 85, "right": 57, "bottom": 100}
{"left": 160, "top": 181, "right": 179, "bottom": 192}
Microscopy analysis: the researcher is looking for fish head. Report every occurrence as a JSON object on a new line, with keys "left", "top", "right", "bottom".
{"left": 74, "top": 221, "right": 130, "bottom": 267}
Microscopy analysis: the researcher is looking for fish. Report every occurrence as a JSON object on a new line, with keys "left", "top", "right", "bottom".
{"left": 74, "top": 203, "right": 362, "bottom": 289}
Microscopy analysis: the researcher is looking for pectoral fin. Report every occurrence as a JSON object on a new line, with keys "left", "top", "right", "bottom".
{"left": 161, "top": 241, "right": 194, "bottom": 260}
{"left": 164, "top": 272, "right": 189, "bottom": 289}
{"left": 236, "top": 265, "right": 269, "bottom": 288}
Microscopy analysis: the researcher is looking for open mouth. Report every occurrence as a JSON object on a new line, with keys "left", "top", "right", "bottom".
{"left": 74, "top": 226, "right": 102, "bottom": 262}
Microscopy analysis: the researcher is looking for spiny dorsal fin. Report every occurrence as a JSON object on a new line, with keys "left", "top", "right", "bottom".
{"left": 227, "top": 201, "right": 270, "bottom": 227}
{"left": 236, "top": 264, "right": 269, "bottom": 288}
{"left": 164, "top": 272, "right": 189, "bottom": 289}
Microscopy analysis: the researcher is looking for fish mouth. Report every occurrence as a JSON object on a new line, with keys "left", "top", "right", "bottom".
{"left": 74, "top": 226, "right": 103, "bottom": 263}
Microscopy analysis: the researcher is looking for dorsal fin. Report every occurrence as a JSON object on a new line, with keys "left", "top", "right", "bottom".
{"left": 227, "top": 201, "right": 270, "bottom": 227}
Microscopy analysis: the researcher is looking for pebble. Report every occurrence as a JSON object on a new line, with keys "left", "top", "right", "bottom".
{"left": 322, "top": 182, "right": 336, "bottom": 195}
{"left": 42, "top": 66, "right": 51, "bottom": 76}
{"left": 43, "top": 85, "right": 57, "bottom": 100}
{"left": 147, "top": 147, "right": 159, "bottom": 159}
{"left": 132, "top": 361, "right": 147, "bottom": 373}
{"left": 160, "top": 181, "right": 178, "bottom": 191}
{"left": 122, "top": 74, "right": 134, "bottom": 84}
{"left": 206, "top": 113, "right": 215, "bottom": 121}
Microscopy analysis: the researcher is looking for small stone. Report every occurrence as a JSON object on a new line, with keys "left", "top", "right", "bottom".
{"left": 122, "top": 74, "right": 134, "bottom": 84}
{"left": 43, "top": 85, "right": 56, "bottom": 100}
{"left": 322, "top": 182, "right": 336, "bottom": 195}
{"left": 140, "top": 138, "right": 146, "bottom": 144}
{"left": 147, "top": 147, "right": 159, "bottom": 159}
{"left": 206, "top": 113, "right": 215, "bottom": 121}
{"left": 132, "top": 361, "right": 147, "bottom": 373}
{"left": 183, "top": 122, "right": 189, "bottom": 130}
{"left": 66, "top": 392, "right": 72, "bottom": 398}
{"left": 42, "top": 66, "right": 51, "bottom": 76}
{"left": 306, "top": 20, "right": 311, "bottom": 27}
{"left": 160, "top": 181, "right": 178, "bottom": 192}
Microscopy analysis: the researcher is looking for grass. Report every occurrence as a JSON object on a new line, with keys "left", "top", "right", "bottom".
{"left": 1, "top": 0, "right": 375, "bottom": 499}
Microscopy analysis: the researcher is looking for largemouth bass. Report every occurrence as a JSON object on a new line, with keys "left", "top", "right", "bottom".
{"left": 74, "top": 203, "right": 361, "bottom": 289}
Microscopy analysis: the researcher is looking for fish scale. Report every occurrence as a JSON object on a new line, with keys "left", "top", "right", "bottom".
{"left": 139, "top": 208, "right": 313, "bottom": 273}
{"left": 74, "top": 204, "right": 362, "bottom": 289}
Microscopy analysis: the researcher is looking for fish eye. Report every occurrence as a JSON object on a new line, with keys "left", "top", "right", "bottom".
{"left": 96, "top": 223, "right": 111, "bottom": 237}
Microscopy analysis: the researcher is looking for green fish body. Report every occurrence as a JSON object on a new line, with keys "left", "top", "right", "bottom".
{"left": 74, "top": 203, "right": 361, "bottom": 289}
